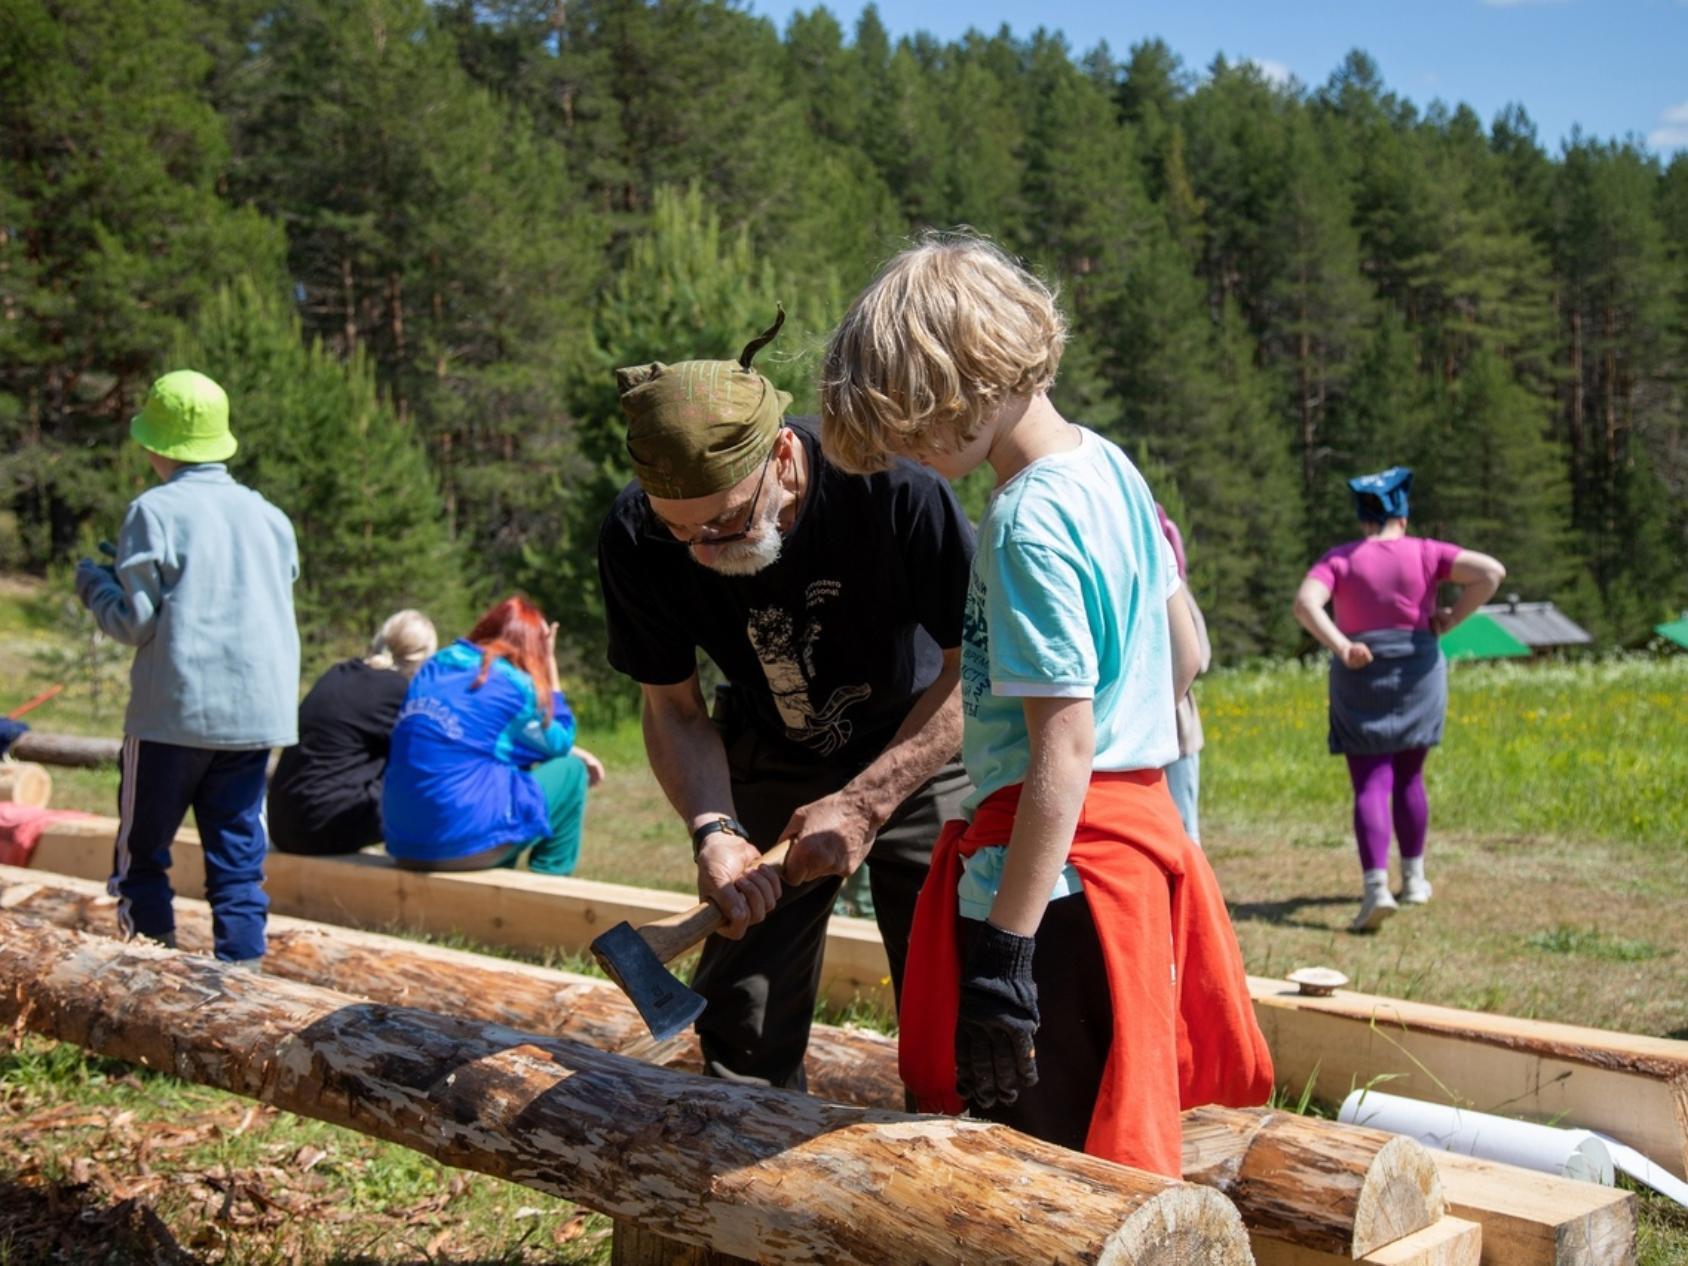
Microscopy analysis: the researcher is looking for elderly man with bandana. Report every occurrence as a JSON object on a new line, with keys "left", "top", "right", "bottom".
{"left": 597, "top": 314, "right": 974, "bottom": 1089}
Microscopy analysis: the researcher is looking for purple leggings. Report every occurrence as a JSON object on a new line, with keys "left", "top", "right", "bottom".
{"left": 1344, "top": 748, "right": 1429, "bottom": 873}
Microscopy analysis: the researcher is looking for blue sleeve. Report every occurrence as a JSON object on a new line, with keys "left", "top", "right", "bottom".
{"left": 79, "top": 502, "right": 166, "bottom": 647}
{"left": 496, "top": 666, "right": 577, "bottom": 763}
{"left": 985, "top": 536, "right": 1097, "bottom": 697}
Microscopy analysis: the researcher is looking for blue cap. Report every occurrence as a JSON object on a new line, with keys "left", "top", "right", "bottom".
{"left": 1348, "top": 467, "right": 1412, "bottom": 523}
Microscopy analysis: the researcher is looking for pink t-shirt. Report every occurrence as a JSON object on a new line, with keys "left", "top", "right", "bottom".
{"left": 1306, "top": 536, "right": 1462, "bottom": 635}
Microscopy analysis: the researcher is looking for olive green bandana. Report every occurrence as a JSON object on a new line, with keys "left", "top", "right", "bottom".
{"left": 617, "top": 308, "right": 794, "bottom": 500}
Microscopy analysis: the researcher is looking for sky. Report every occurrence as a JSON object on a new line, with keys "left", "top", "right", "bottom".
{"left": 748, "top": 0, "right": 1688, "bottom": 158}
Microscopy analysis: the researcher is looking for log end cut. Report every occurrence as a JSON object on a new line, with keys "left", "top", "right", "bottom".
{"left": 1102, "top": 1183, "right": 1253, "bottom": 1266}
{"left": 0, "top": 761, "right": 52, "bottom": 807}
{"left": 1353, "top": 1134, "right": 1447, "bottom": 1258}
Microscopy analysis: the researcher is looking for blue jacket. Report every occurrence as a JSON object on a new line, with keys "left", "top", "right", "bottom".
{"left": 382, "top": 641, "right": 576, "bottom": 860}
{"left": 76, "top": 464, "right": 300, "bottom": 749}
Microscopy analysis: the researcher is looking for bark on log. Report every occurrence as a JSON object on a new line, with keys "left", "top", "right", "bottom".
{"left": 0, "top": 761, "right": 52, "bottom": 806}
{"left": 10, "top": 732, "right": 123, "bottom": 768}
{"left": 1181, "top": 1106, "right": 1444, "bottom": 1258}
{"left": 0, "top": 865, "right": 904, "bottom": 1107}
{"left": 0, "top": 911, "right": 1252, "bottom": 1266}
{"left": 0, "top": 865, "right": 1448, "bottom": 1259}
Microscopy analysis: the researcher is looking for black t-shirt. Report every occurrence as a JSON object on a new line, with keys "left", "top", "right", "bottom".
{"left": 598, "top": 418, "right": 976, "bottom": 770}
{"left": 269, "top": 659, "right": 409, "bottom": 847}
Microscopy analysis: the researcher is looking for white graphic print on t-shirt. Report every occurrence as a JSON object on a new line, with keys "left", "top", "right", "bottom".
{"left": 745, "top": 580, "right": 871, "bottom": 756}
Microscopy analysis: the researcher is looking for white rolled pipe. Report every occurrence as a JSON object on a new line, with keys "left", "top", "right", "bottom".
{"left": 1337, "top": 1089, "right": 1614, "bottom": 1185}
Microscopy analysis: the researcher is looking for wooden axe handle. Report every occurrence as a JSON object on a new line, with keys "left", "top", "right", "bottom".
{"left": 637, "top": 837, "right": 794, "bottom": 965}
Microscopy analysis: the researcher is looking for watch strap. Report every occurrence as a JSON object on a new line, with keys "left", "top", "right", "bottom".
{"left": 691, "top": 815, "right": 749, "bottom": 859}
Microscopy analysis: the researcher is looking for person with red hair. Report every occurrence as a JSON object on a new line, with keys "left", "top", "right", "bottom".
{"left": 382, "top": 595, "right": 604, "bottom": 873}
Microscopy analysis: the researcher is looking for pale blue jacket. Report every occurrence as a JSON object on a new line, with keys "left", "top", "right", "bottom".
{"left": 76, "top": 464, "right": 301, "bottom": 749}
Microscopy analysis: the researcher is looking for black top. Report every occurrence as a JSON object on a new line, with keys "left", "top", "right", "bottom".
{"left": 269, "top": 659, "right": 409, "bottom": 851}
{"left": 598, "top": 417, "right": 976, "bottom": 770}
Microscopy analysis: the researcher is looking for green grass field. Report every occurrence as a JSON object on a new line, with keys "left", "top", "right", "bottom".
{"left": 4, "top": 576, "right": 1687, "bottom": 1263}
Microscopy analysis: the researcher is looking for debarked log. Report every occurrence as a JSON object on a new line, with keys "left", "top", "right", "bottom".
{"left": 1181, "top": 1106, "right": 1444, "bottom": 1258}
{"left": 0, "top": 864, "right": 1447, "bottom": 1259}
{"left": 0, "top": 911, "right": 1253, "bottom": 1266}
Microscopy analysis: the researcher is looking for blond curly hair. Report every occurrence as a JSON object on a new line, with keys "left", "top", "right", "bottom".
{"left": 821, "top": 231, "right": 1066, "bottom": 474}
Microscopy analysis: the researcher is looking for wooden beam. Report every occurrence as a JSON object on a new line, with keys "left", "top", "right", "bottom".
{"left": 1431, "top": 1153, "right": 1635, "bottom": 1266}
{"left": 28, "top": 816, "right": 1688, "bottom": 1182}
{"left": 0, "top": 910, "right": 1255, "bottom": 1266}
{"left": 1248, "top": 976, "right": 1688, "bottom": 1181}
{"left": 1250, "top": 1217, "right": 1481, "bottom": 1266}
{"left": 0, "top": 865, "right": 1452, "bottom": 1262}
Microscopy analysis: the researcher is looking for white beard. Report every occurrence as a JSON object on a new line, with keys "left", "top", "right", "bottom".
{"left": 691, "top": 487, "right": 786, "bottom": 576}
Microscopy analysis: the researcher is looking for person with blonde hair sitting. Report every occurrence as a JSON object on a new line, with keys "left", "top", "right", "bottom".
{"left": 269, "top": 610, "right": 438, "bottom": 855}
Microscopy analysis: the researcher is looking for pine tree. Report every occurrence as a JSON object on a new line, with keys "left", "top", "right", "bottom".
{"left": 0, "top": 0, "right": 283, "bottom": 564}
{"left": 176, "top": 279, "right": 469, "bottom": 660}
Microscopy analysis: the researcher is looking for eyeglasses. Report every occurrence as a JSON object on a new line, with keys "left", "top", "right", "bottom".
{"left": 644, "top": 447, "right": 775, "bottom": 547}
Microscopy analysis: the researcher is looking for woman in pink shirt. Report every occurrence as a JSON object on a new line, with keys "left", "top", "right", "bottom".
{"left": 1292, "top": 469, "right": 1506, "bottom": 932}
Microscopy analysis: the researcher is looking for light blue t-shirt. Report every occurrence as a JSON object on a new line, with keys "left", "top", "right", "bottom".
{"left": 956, "top": 428, "right": 1181, "bottom": 918}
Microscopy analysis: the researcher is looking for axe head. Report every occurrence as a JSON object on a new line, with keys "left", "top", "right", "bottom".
{"left": 590, "top": 921, "right": 708, "bottom": 1041}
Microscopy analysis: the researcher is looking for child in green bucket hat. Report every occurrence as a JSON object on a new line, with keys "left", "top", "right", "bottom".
{"left": 75, "top": 369, "right": 301, "bottom": 967}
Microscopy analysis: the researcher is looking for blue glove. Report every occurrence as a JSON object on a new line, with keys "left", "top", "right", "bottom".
{"left": 74, "top": 557, "right": 118, "bottom": 605}
{"left": 954, "top": 921, "right": 1040, "bottom": 1110}
{"left": 0, "top": 717, "right": 28, "bottom": 759}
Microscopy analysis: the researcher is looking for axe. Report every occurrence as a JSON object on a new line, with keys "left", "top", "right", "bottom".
{"left": 591, "top": 838, "right": 793, "bottom": 1041}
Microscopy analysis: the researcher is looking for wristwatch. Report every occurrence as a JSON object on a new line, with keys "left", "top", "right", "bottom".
{"left": 691, "top": 816, "right": 750, "bottom": 859}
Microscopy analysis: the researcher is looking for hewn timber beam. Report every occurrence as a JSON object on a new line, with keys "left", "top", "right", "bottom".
{"left": 1251, "top": 1217, "right": 1481, "bottom": 1266}
{"left": 3, "top": 865, "right": 1457, "bottom": 1263}
{"left": 0, "top": 910, "right": 1253, "bottom": 1266}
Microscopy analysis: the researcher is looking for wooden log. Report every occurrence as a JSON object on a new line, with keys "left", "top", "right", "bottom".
{"left": 1431, "top": 1153, "right": 1634, "bottom": 1266}
{"left": 27, "top": 816, "right": 892, "bottom": 1011}
{"left": 0, "top": 911, "right": 1253, "bottom": 1266}
{"left": 1, "top": 864, "right": 1459, "bottom": 1261}
{"left": 1181, "top": 1107, "right": 1444, "bottom": 1258}
{"left": 1250, "top": 1217, "right": 1481, "bottom": 1266}
{"left": 0, "top": 864, "right": 905, "bottom": 1109}
{"left": 612, "top": 1221, "right": 754, "bottom": 1265}
{"left": 0, "top": 761, "right": 52, "bottom": 806}
{"left": 10, "top": 732, "right": 123, "bottom": 768}
{"left": 36, "top": 813, "right": 1688, "bottom": 1182}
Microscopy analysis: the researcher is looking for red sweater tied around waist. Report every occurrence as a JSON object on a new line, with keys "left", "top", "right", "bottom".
{"left": 898, "top": 769, "right": 1273, "bottom": 1175}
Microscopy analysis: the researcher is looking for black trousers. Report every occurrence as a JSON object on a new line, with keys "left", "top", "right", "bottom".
{"left": 691, "top": 716, "right": 969, "bottom": 1089}
{"left": 958, "top": 892, "right": 1114, "bottom": 1153}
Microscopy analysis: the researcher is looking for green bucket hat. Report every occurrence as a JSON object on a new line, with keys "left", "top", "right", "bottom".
{"left": 617, "top": 309, "right": 793, "bottom": 500}
{"left": 130, "top": 370, "right": 237, "bottom": 463}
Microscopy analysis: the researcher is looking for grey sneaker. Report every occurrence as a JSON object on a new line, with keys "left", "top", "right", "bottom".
{"left": 1350, "top": 886, "right": 1399, "bottom": 932}
{"left": 1399, "top": 875, "right": 1433, "bottom": 905}
{"left": 226, "top": 957, "right": 264, "bottom": 973}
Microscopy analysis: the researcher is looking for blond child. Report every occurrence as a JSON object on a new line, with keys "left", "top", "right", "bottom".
{"left": 820, "top": 233, "right": 1270, "bottom": 1174}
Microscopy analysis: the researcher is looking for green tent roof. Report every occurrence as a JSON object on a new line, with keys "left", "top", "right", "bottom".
{"left": 1655, "top": 619, "right": 1688, "bottom": 650}
{"left": 1441, "top": 613, "right": 1532, "bottom": 660}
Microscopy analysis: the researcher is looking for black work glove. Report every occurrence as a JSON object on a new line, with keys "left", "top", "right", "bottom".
{"left": 955, "top": 921, "right": 1040, "bottom": 1110}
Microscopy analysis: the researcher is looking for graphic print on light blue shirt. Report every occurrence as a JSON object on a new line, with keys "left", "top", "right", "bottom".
{"left": 957, "top": 429, "right": 1181, "bottom": 914}
{"left": 382, "top": 640, "right": 576, "bottom": 862}
{"left": 960, "top": 428, "right": 1182, "bottom": 812}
